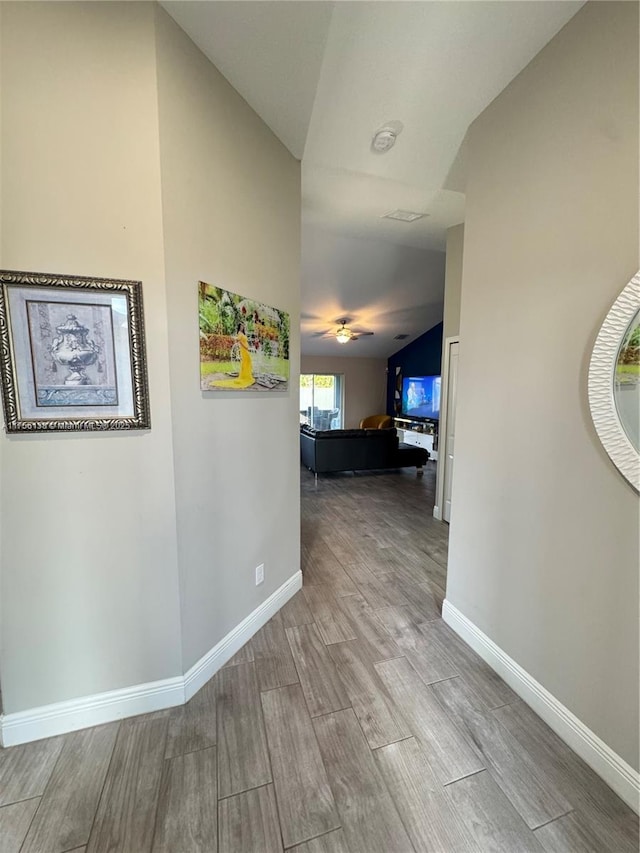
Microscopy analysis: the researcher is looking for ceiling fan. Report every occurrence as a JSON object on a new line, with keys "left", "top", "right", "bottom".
{"left": 312, "top": 318, "right": 374, "bottom": 344}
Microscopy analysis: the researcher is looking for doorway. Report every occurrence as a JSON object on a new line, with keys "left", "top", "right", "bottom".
{"left": 434, "top": 336, "right": 460, "bottom": 523}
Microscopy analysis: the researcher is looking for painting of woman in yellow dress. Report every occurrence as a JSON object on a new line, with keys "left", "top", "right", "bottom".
{"left": 209, "top": 322, "right": 255, "bottom": 389}
{"left": 199, "top": 281, "right": 289, "bottom": 391}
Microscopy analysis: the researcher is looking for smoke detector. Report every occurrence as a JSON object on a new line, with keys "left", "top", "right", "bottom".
{"left": 371, "top": 120, "right": 404, "bottom": 154}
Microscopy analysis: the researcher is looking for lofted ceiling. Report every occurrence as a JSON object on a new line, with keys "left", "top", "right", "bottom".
{"left": 162, "top": 1, "right": 584, "bottom": 358}
{"left": 301, "top": 225, "right": 445, "bottom": 357}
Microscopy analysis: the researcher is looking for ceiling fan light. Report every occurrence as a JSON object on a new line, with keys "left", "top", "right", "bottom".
{"left": 336, "top": 328, "right": 351, "bottom": 343}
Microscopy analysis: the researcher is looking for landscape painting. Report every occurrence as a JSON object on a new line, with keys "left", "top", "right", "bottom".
{"left": 199, "top": 282, "right": 290, "bottom": 392}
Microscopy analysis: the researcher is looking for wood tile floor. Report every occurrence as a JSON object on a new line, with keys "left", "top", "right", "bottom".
{"left": 1, "top": 465, "right": 638, "bottom": 852}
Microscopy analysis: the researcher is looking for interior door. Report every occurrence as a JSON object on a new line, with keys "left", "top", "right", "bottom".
{"left": 443, "top": 341, "right": 459, "bottom": 523}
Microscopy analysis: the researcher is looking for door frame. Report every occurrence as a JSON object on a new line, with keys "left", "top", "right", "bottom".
{"left": 433, "top": 335, "right": 460, "bottom": 521}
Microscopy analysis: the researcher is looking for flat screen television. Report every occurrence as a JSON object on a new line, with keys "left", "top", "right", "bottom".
{"left": 401, "top": 375, "right": 441, "bottom": 420}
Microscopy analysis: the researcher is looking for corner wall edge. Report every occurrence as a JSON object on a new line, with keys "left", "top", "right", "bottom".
{"left": 0, "top": 569, "right": 302, "bottom": 747}
{"left": 442, "top": 598, "right": 640, "bottom": 814}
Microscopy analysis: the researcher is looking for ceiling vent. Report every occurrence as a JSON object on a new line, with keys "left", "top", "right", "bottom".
{"left": 394, "top": 333, "right": 410, "bottom": 340}
{"left": 382, "top": 210, "right": 427, "bottom": 223}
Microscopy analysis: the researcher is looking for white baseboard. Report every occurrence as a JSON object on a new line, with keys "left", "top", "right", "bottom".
{"left": 184, "top": 570, "right": 302, "bottom": 700}
{"left": 0, "top": 677, "right": 185, "bottom": 748}
{"left": 433, "top": 505, "right": 442, "bottom": 520}
{"left": 442, "top": 599, "right": 640, "bottom": 814}
{"left": 0, "top": 570, "right": 302, "bottom": 748}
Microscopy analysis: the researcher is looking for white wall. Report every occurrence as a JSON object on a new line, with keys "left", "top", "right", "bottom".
{"left": 154, "top": 8, "right": 300, "bottom": 671}
{"left": 0, "top": 2, "right": 182, "bottom": 712}
{"left": 0, "top": 1, "right": 301, "bottom": 714}
{"left": 447, "top": 1, "right": 639, "bottom": 769}
{"left": 300, "top": 355, "right": 387, "bottom": 429}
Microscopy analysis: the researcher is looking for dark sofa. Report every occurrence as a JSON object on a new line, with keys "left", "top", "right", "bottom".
{"left": 300, "top": 425, "right": 428, "bottom": 477}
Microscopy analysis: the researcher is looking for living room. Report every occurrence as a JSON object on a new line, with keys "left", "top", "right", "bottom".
{"left": 0, "top": 2, "right": 638, "bottom": 850}
{"left": 299, "top": 331, "right": 446, "bottom": 484}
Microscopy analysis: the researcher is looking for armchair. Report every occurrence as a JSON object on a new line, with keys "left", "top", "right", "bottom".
{"left": 359, "top": 414, "right": 393, "bottom": 429}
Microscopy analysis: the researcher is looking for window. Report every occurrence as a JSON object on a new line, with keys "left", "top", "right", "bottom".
{"left": 300, "top": 374, "right": 344, "bottom": 430}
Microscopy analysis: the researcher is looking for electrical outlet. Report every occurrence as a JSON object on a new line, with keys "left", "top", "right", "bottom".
{"left": 255, "top": 563, "right": 265, "bottom": 586}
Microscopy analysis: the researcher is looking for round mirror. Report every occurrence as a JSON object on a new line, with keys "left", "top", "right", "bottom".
{"left": 614, "top": 309, "right": 639, "bottom": 452}
{"left": 589, "top": 272, "right": 640, "bottom": 491}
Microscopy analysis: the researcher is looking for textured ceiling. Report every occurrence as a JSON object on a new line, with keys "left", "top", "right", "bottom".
{"left": 161, "top": 1, "right": 332, "bottom": 158}
{"left": 162, "top": 1, "right": 584, "bottom": 357}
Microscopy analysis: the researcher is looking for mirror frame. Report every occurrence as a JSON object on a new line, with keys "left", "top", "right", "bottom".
{"left": 588, "top": 271, "right": 640, "bottom": 492}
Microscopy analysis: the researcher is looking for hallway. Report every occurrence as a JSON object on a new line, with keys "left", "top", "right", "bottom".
{"left": 0, "top": 466, "right": 637, "bottom": 852}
